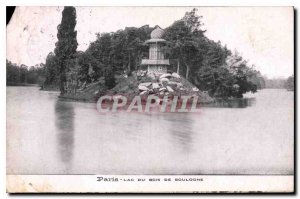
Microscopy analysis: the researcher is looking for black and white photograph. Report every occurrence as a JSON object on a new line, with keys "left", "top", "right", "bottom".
{"left": 5, "top": 6, "right": 294, "bottom": 193}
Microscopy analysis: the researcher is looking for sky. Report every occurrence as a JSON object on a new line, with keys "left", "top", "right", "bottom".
{"left": 6, "top": 6, "right": 294, "bottom": 78}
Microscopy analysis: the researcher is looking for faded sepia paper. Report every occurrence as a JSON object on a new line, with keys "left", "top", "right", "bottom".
{"left": 6, "top": 6, "right": 294, "bottom": 193}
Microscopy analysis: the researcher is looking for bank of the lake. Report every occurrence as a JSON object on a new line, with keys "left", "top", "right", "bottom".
{"left": 6, "top": 82, "right": 39, "bottom": 87}
{"left": 58, "top": 73, "right": 215, "bottom": 104}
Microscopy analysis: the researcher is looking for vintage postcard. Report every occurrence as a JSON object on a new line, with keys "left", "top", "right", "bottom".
{"left": 6, "top": 6, "right": 294, "bottom": 193}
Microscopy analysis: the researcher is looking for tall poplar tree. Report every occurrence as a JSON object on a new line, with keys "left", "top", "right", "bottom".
{"left": 55, "top": 6, "right": 78, "bottom": 94}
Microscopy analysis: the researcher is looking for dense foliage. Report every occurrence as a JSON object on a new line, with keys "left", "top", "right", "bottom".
{"left": 285, "top": 75, "right": 294, "bottom": 91}
{"left": 73, "top": 8, "right": 266, "bottom": 98}
{"left": 6, "top": 60, "right": 45, "bottom": 85}
{"left": 7, "top": 8, "right": 275, "bottom": 98}
{"left": 54, "top": 6, "right": 78, "bottom": 94}
{"left": 163, "top": 9, "right": 265, "bottom": 98}
{"left": 264, "top": 78, "right": 287, "bottom": 89}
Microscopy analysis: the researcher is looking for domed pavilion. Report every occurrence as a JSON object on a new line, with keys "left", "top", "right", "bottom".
{"left": 141, "top": 26, "right": 170, "bottom": 78}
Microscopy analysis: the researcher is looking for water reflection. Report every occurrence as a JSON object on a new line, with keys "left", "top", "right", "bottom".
{"left": 55, "top": 100, "right": 75, "bottom": 173}
{"left": 204, "top": 97, "right": 256, "bottom": 108}
{"left": 163, "top": 113, "right": 194, "bottom": 153}
{"left": 7, "top": 87, "right": 294, "bottom": 175}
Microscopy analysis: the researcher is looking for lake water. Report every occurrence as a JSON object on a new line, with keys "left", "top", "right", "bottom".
{"left": 7, "top": 87, "right": 294, "bottom": 175}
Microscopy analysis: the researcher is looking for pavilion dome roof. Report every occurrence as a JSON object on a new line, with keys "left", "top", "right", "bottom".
{"left": 150, "top": 26, "right": 164, "bottom": 39}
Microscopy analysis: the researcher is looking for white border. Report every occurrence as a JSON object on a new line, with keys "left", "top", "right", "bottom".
{"left": 2, "top": 0, "right": 298, "bottom": 197}
{"left": 6, "top": 175, "right": 294, "bottom": 193}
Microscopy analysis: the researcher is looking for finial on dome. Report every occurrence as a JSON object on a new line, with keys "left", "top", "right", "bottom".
{"left": 150, "top": 25, "right": 164, "bottom": 39}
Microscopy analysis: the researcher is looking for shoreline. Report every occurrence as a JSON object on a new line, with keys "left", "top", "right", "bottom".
{"left": 57, "top": 93, "right": 257, "bottom": 109}
{"left": 6, "top": 83, "right": 39, "bottom": 87}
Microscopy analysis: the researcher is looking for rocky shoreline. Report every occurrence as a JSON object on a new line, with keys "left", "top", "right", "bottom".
{"left": 57, "top": 71, "right": 214, "bottom": 104}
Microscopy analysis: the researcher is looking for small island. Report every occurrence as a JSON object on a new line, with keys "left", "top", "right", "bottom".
{"left": 6, "top": 7, "right": 294, "bottom": 106}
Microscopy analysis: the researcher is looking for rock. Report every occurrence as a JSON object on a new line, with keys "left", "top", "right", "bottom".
{"left": 172, "top": 72, "right": 180, "bottom": 78}
{"left": 139, "top": 82, "right": 152, "bottom": 87}
{"left": 166, "top": 86, "right": 174, "bottom": 93}
{"left": 192, "top": 87, "right": 199, "bottom": 92}
{"left": 138, "top": 85, "right": 149, "bottom": 91}
{"left": 160, "top": 73, "right": 172, "bottom": 79}
{"left": 160, "top": 77, "right": 170, "bottom": 82}
{"left": 139, "top": 90, "right": 148, "bottom": 96}
{"left": 167, "top": 81, "right": 178, "bottom": 89}
{"left": 160, "top": 78, "right": 169, "bottom": 86}
{"left": 159, "top": 87, "right": 167, "bottom": 92}
{"left": 148, "top": 89, "right": 154, "bottom": 94}
{"left": 176, "top": 82, "right": 183, "bottom": 87}
{"left": 170, "top": 77, "right": 181, "bottom": 82}
{"left": 152, "top": 83, "right": 160, "bottom": 89}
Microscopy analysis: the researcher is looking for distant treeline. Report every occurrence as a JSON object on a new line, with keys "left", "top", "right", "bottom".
{"left": 6, "top": 60, "right": 45, "bottom": 85}
{"left": 6, "top": 7, "right": 294, "bottom": 96}
{"left": 285, "top": 75, "right": 294, "bottom": 91}
{"left": 264, "top": 76, "right": 294, "bottom": 90}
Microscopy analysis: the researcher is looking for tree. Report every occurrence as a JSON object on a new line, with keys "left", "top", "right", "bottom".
{"left": 19, "top": 64, "right": 28, "bottom": 83}
{"left": 27, "top": 66, "right": 38, "bottom": 84}
{"left": 44, "top": 52, "right": 59, "bottom": 85}
{"left": 76, "top": 51, "right": 102, "bottom": 84}
{"left": 6, "top": 59, "right": 46, "bottom": 85}
{"left": 104, "top": 67, "right": 116, "bottom": 89}
{"left": 6, "top": 60, "right": 20, "bottom": 84}
{"left": 285, "top": 75, "right": 294, "bottom": 91}
{"left": 54, "top": 6, "right": 78, "bottom": 94}
{"left": 81, "top": 25, "right": 151, "bottom": 81}
{"left": 164, "top": 8, "right": 206, "bottom": 80}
